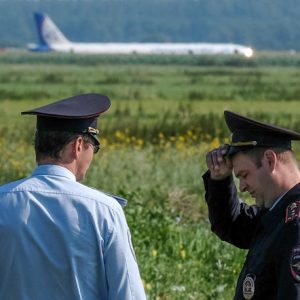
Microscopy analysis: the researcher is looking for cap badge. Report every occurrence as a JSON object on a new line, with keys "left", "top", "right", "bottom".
{"left": 243, "top": 274, "right": 255, "bottom": 299}
{"left": 87, "top": 127, "right": 99, "bottom": 134}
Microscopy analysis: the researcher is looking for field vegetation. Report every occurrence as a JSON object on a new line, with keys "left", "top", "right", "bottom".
{"left": 1, "top": 51, "right": 300, "bottom": 299}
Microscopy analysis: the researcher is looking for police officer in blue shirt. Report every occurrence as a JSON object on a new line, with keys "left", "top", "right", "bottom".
{"left": 203, "top": 111, "right": 300, "bottom": 299}
{"left": 0, "top": 94, "right": 147, "bottom": 300}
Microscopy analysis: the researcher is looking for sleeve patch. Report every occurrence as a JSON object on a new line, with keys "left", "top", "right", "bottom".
{"left": 291, "top": 246, "right": 300, "bottom": 282}
{"left": 285, "top": 202, "right": 300, "bottom": 223}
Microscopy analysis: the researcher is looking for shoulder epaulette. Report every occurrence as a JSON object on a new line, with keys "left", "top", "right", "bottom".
{"left": 105, "top": 193, "right": 128, "bottom": 207}
{"left": 285, "top": 201, "right": 300, "bottom": 223}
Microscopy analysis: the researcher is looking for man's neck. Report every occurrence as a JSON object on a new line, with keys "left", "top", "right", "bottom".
{"left": 266, "top": 168, "right": 300, "bottom": 208}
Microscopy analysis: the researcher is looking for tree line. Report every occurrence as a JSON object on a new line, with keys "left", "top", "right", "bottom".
{"left": 0, "top": 0, "right": 300, "bottom": 51}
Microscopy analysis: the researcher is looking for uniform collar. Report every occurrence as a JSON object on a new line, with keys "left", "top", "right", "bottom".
{"left": 268, "top": 192, "right": 287, "bottom": 211}
{"left": 32, "top": 164, "right": 77, "bottom": 181}
{"left": 32, "top": 165, "right": 128, "bottom": 207}
{"left": 261, "top": 182, "right": 300, "bottom": 230}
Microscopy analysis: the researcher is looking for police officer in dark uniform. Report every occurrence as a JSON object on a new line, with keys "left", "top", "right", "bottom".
{"left": 203, "top": 111, "right": 300, "bottom": 299}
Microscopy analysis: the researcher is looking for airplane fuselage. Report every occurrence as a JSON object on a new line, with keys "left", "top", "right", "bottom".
{"left": 45, "top": 42, "right": 253, "bottom": 57}
{"left": 29, "top": 12, "right": 254, "bottom": 58}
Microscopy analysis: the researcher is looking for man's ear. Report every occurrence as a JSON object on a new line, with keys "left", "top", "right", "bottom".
{"left": 263, "top": 149, "right": 277, "bottom": 171}
{"left": 73, "top": 136, "right": 84, "bottom": 158}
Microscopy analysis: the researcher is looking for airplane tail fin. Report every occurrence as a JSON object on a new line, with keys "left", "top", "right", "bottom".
{"left": 34, "top": 12, "right": 70, "bottom": 48}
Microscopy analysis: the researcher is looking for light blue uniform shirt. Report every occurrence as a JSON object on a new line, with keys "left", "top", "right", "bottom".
{"left": 0, "top": 165, "right": 146, "bottom": 300}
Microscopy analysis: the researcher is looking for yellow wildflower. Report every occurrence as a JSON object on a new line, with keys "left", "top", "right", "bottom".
{"left": 152, "top": 249, "right": 158, "bottom": 257}
{"left": 180, "top": 249, "right": 186, "bottom": 259}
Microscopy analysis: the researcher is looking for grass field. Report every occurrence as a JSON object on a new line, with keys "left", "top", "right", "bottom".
{"left": 1, "top": 51, "right": 300, "bottom": 299}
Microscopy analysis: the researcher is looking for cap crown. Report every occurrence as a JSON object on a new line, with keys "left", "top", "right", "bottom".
{"left": 21, "top": 93, "right": 111, "bottom": 145}
{"left": 224, "top": 111, "right": 300, "bottom": 155}
{"left": 22, "top": 93, "right": 111, "bottom": 118}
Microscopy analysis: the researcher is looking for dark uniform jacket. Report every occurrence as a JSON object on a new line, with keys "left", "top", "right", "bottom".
{"left": 203, "top": 171, "right": 300, "bottom": 299}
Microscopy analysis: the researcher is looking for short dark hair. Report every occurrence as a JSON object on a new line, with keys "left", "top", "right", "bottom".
{"left": 34, "top": 130, "right": 93, "bottom": 162}
{"left": 240, "top": 147, "right": 294, "bottom": 168}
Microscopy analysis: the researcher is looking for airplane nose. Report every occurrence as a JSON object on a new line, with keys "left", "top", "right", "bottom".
{"left": 244, "top": 48, "right": 254, "bottom": 58}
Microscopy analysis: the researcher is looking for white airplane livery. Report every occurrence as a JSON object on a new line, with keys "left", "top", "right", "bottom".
{"left": 28, "top": 12, "right": 254, "bottom": 57}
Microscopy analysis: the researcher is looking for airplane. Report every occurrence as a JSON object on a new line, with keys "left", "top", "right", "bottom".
{"left": 28, "top": 12, "right": 254, "bottom": 58}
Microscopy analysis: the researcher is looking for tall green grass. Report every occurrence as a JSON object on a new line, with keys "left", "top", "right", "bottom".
{"left": 2, "top": 52, "right": 300, "bottom": 104}
{"left": 1, "top": 52, "right": 300, "bottom": 298}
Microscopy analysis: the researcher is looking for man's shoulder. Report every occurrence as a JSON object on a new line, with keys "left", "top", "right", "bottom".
{"left": 0, "top": 177, "right": 28, "bottom": 192}
{"left": 69, "top": 182, "right": 127, "bottom": 211}
{"left": 282, "top": 185, "right": 300, "bottom": 224}
{"left": 285, "top": 201, "right": 300, "bottom": 224}
{"left": 0, "top": 176, "right": 125, "bottom": 212}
